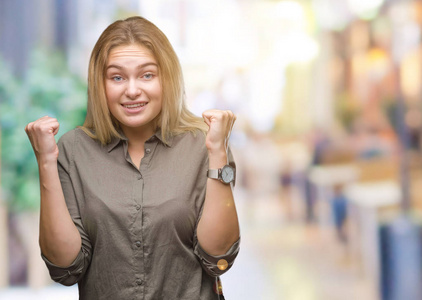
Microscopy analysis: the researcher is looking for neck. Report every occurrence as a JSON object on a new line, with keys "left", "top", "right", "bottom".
{"left": 121, "top": 125, "right": 156, "bottom": 146}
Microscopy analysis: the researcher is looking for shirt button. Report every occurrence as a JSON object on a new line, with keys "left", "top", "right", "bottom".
{"left": 136, "top": 205, "right": 141, "bottom": 211}
{"left": 135, "top": 241, "right": 141, "bottom": 248}
{"left": 136, "top": 279, "right": 143, "bottom": 286}
{"left": 145, "top": 148, "right": 151, "bottom": 154}
{"left": 137, "top": 175, "right": 142, "bottom": 180}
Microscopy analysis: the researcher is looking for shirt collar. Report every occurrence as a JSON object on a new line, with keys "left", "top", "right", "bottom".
{"left": 107, "top": 128, "right": 173, "bottom": 152}
{"left": 154, "top": 128, "right": 173, "bottom": 147}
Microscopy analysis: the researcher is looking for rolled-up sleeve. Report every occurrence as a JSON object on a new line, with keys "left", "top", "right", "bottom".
{"left": 193, "top": 236, "right": 240, "bottom": 277}
{"left": 41, "top": 247, "right": 90, "bottom": 286}
{"left": 41, "top": 130, "right": 92, "bottom": 286}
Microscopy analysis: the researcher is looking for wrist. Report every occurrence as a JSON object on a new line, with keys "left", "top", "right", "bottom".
{"left": 208, "top": 149, "right": 227, "bottom": 169}
{"left": 37, "top": 155, "right": 58, "bottom": 168}
{"left": 206, "top": 140, "right": 226, "bottom": 154}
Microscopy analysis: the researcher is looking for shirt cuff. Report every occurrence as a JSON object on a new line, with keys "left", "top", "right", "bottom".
{"left": 41, "top": 249, "right": 86, "bottom": 286}
{"left": 194, "top": 237, "right": 240, "bottom": 277}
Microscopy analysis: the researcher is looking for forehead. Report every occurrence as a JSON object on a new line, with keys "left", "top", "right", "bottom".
{"left": 107, "top": 44, "right": 156, "bottom": 63}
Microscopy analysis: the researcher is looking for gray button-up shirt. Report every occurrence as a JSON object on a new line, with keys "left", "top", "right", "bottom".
{"left": 42, "top": 128, "right": 240, "bottom": 300}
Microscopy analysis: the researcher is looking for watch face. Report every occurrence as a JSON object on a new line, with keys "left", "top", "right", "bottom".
{"left": 221, "top": 165, "right": 234, "bottom": 183}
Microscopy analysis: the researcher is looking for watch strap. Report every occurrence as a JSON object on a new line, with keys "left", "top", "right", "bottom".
{"left": 207, "top": 168, "right": 219, "bottom": 179}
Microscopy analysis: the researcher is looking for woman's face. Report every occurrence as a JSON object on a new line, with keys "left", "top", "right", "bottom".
{"left": 105, "top": 44, "right": 162, "bottom": 137}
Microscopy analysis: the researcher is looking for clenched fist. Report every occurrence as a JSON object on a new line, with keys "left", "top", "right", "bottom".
{"left": 202, "top": 109, "right": 236, "bottom": 154}
{"left": 25, "top": 116, "right": 60, "bottom": 163}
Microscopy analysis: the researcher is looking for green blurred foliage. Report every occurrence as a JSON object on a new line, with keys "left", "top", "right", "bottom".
{"left": 0, "top": 49, "right": 87, "bottom": 211}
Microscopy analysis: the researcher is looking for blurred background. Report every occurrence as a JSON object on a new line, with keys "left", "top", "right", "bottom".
{"left": 1, "top": 0, "right": 422, "bottom": 299}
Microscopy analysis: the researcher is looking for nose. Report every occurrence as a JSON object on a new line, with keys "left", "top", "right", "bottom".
{"left": 125, "top": 79, "right": 142, "bottom": 99}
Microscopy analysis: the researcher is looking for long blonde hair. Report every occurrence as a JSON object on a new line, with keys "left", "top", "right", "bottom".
{"left": 81, "top": 16, "right": 207, "bottom": 145}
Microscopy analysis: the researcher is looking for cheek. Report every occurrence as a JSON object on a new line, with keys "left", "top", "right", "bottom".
{"left": 152, "top": 83, "right": 163, "bottom": 101}
{"left": 104, "top": 87, "right": 119, "bottom": 116}
{"left": 104, "top": 83, "right": 112, "bottom": 100}
{"left": 105, "top": 84, "right": 120, "bottom": 103}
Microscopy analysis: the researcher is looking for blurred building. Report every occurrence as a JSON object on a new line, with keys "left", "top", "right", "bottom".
{"left": 0, "top": 0, "right": 76, "bottom": 76}
{"left": 0, "top": 0, "right": 142, "bottom": 78}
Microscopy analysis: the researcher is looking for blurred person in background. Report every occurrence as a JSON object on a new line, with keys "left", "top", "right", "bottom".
{"left": 303, "top": 128, "right": 331, "bottom": 223}
{"left": 331, "top": 184, "right": 348, "bottom": 243}
{"left": 24, "top": 16, "right": 239, "bottom": 299}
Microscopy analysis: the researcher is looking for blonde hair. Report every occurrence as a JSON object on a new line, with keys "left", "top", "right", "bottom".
{"left": 81, "top": 16, "right": 207, "bottom": 145}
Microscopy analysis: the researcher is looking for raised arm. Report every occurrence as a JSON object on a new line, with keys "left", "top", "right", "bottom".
{"left": 197, "top": 110, "right": 240, "bottom": 256}
{"left": 25, "top": 116, "right": 81, "bottom": 267}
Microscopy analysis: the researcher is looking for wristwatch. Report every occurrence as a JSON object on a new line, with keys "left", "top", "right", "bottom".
{"left": 207, "top": 164, "right": 235, "bottom": 184}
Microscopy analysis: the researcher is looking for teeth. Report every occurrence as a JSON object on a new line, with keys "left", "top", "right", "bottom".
{"left": 124, "top": 103, "right": 147, "bottom": 108}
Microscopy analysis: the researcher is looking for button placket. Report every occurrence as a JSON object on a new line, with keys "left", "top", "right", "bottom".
{"left": 140, "top": 140, "right": 158, "bottom": 170}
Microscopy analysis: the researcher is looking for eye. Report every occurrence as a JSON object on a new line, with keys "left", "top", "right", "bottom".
{"left": 143, "top": 73, "right": 154, "bottom": 80}
{"left": 112, "top": 75, "right": 123, "bottom": 82}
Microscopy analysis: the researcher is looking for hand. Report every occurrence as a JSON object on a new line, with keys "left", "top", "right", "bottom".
{"left": 202, "top": 109, "right": 236, "bottom": 153}
{"left": 25, "top": 116, "right": 60, "bottom": 163}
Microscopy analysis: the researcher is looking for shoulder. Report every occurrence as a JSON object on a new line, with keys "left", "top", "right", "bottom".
{"left": 168, "top": 130, "right": 208, "bottom": 165}
{"left": 171, "top": 129, "right": 207, "bottom": 151}
{"left": 58, "top": 128, "right": 92, "bottom": 146}
{"left": 57, "top": 128, "right": 76, "bottom": 145}
{"left": 58, "top": 128, "right": 106, "bottom": 168}
{"left": 57, "top": 129, "right": 77, "bottom": 157}
{"left": 58, "top": 128, "right": 102, "bottom": 154}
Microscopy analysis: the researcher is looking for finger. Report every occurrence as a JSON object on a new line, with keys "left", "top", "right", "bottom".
{"left": 229, "top": 114, "right": 236, "bottom": 134}
{"left": 41, "top": 118, "right": 60, "bottom": 134}
{"left": 26, "top": 117, "right": 51, "bottom": 131}
{"left": 226, "top": 111, "right": 236, "bottom": 151}
{"left": 26, "top": 120, "right": 58, "bottom": 138}
{"left": 222, "top": 111, "right": 233, "bottom": 132}
{"left": 202, "top": 110, "right": 219, "bottom": 127}
{"left": 52, "top": 123, "right": 60, "bottom": 135}
{"left": 202, "top": 109, "right": 213, "bottom": 119}
{"left": 202, "top": 114, "right": 211, "bottom": 127}
{"left": 45, "top": 118, "right": 59, "bottom": 129}
{"left": 203, "top": 109, "right": 225, "bottom": 119}
{"left": 24, "top": 122, "right": 32, "bottom": 134}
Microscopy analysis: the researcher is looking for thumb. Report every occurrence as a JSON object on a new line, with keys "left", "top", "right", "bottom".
{"left": 202, "top": 112, "right": 212, "bottom": 127}
{"left": 52, "top": 124, "right": 60, "bottom": 136}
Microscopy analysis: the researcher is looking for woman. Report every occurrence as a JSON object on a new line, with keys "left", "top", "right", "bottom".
{"left": 25, "top": 16, "right": 240, "bottom": 299}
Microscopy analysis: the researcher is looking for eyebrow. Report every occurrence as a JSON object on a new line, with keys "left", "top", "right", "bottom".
{"left": 106, "top": 62, "right": 158, "bottom": 70}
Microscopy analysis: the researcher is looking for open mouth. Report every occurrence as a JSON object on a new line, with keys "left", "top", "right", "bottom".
{"left": 122, "top": 103, "right": 147, "bottom": 109}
